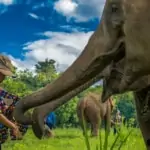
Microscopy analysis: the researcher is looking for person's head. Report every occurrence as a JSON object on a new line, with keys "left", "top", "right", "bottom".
{"left": 116, "top": 109, "right": 120, "bottom": 115}
{"left": 0, "top": 55, "right": 14, "bottom": 82}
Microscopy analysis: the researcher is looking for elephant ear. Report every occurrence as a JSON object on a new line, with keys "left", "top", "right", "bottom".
{"left": 119, "top": 1, "right": 150, "bottom": 91}
{"left": 101, "top": 47, "right": 126, "bottom": 102}
{"left": 102, "top": 65, "right": 123, "bottom": 102}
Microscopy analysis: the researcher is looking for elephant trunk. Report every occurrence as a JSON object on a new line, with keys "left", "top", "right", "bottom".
{"left": 31, "top": 67, "right": 112, "bottom": 138}
{"left": 14, "top": 25, "right": 122, "bottom": 124}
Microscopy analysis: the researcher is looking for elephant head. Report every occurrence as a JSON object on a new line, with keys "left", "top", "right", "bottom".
{"left": 14, "top": 0, "right": 150, "bottom": 138}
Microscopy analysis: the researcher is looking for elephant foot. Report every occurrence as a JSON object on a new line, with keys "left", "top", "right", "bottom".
{"left": 91, "top": 134, "right": 98, "bottom": 137}
{"left": 82, "top": 131, "right": 86, "bottom": 136}
{"left": 91, "top": 131, "right": 98, "bottom": 137}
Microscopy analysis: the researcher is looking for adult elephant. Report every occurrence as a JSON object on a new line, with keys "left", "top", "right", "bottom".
{"left": 76, "top": 92, "right": 113, "bottom": 137}
{"left": 14, "top": 0, "right": 150, "bottom": 149}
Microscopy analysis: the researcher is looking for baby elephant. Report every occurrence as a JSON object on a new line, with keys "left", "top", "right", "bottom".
{"left": 77, "top": 92, "right": 113, "bottom": 137}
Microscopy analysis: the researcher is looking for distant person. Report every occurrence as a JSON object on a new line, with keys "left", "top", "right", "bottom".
{"left": 44, "top": 112, "right": 56, "bottom": 138}
{"left": 111, "top": 109, "right": 122, "bottom": 135}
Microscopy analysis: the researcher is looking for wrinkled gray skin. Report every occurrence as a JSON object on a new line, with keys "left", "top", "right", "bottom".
{"left": 14, "top": 0, "right": 150, "bottom": 149}
{"left": 102, "top": 53, "right": 150, "bottom": 102}
{"left": 76, "top": 92, "right": 112, "bottom": 137}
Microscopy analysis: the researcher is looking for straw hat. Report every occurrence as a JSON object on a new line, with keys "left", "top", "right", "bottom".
{"left": 0, "top": 55, "right": 14, "bottom": 76}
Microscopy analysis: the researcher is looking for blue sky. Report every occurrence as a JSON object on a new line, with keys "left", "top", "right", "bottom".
{"left": 0, "top": 0, "right": 105, "bottom": 72}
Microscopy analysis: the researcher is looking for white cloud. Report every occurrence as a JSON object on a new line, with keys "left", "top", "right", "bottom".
{"left": 32, "top": 2, "right": 45, "bottom": 10}
{"left": 54, "top": 0, "right": 77, "bottom": 17}
{"left": 10, "top": 31, "right": 93, "bottom": 72}
{"left": 0, "top": 0, "right": 13, "bottom": 5}
{"left": 28, "top": 13, "right": 39, "bottom": 20}
{"left": 28, "top": 13, "right": 44, "bottom": 20}
{"left": 8, "top": 55, "right": 36, "bottom": 72}
{"left": 59, "top": 25, "right": 89, "bottom": 32}
{"left": 54, "top": 0, "right": 105, "bottom": 22}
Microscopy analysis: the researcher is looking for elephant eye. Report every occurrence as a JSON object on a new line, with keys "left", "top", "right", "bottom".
{"left": 111, "top": 4, "right": 118, "bottom": 13}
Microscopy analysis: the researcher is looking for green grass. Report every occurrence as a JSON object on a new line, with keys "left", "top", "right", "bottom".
{"left": 2, "top": 128, "right": 145, "bottom": 150}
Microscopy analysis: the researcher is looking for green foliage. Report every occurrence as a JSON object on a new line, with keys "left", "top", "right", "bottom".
{"left": 116, "top": 93, "right": 136, "bottom": 120}
{"left": 1, "top": 77, "right": 32, "bottom": 97}
{"left": 55, "top": 97, "right": 79, "bottom": 127}
{"left": 16, "top": 69, "right": 38, "bottom": 91}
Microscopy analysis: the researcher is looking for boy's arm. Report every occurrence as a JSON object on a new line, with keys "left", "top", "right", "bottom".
{"left": 0, "top": 113, "right": 16, "bottom": 129}
{"left": 0, "top": 100, "right": 17, "bottom": 129}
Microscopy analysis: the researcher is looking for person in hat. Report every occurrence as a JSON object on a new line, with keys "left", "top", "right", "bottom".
{"left": 0, "top": 55, "right": 24, "bottom": 143}
{"left": 111, "top": 109, "right": 122, "bottom": 135}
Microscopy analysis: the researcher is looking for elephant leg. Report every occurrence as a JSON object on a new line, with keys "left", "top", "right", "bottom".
{"left": 134, "top": 87, "right": 150, "bottom": 150}
{"left": 91, "top": 122, "right": 99, "bottom": 137}
{"left": 90, "top": 124, "right": 93, "bottom": 135}
{"left": 104, "top": 103, "right": 111, "bottom": 133}
{"left": 103, "top": 115, "right": 111, "bottom": 139}
{"left": 81, "top": 120, "right": 88, "bottom": 136}
{"left": 104, "top": 116, "right": 107, "bottom": 131}
{"left": 84, "top": 107, "right": 100, "bottom": 137}
{"left": 78, "top": 113, "right": 88, "bottom": 136}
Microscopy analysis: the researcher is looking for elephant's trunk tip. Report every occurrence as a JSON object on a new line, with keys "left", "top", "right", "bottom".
{"left": 14, "top": 105, "right": 32, "bottom": 125}
{"left": 101, "top": 90, "right": 112, "bottom": 103}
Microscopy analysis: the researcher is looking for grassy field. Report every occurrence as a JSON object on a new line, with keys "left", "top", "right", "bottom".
{"left": 2, "top": 127, "right": 146, "bottom": 150}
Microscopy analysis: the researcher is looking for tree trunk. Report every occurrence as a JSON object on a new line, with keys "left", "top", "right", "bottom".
{"left": 134, "top": 87, "right": 150, "bottom": 150}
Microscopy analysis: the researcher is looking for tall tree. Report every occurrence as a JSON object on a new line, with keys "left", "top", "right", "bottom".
{"left": 35, "top": 58, "right": 56, "bottom": 74}
{"left": 35, "top": 58, "right": 58, "bottom": 87}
